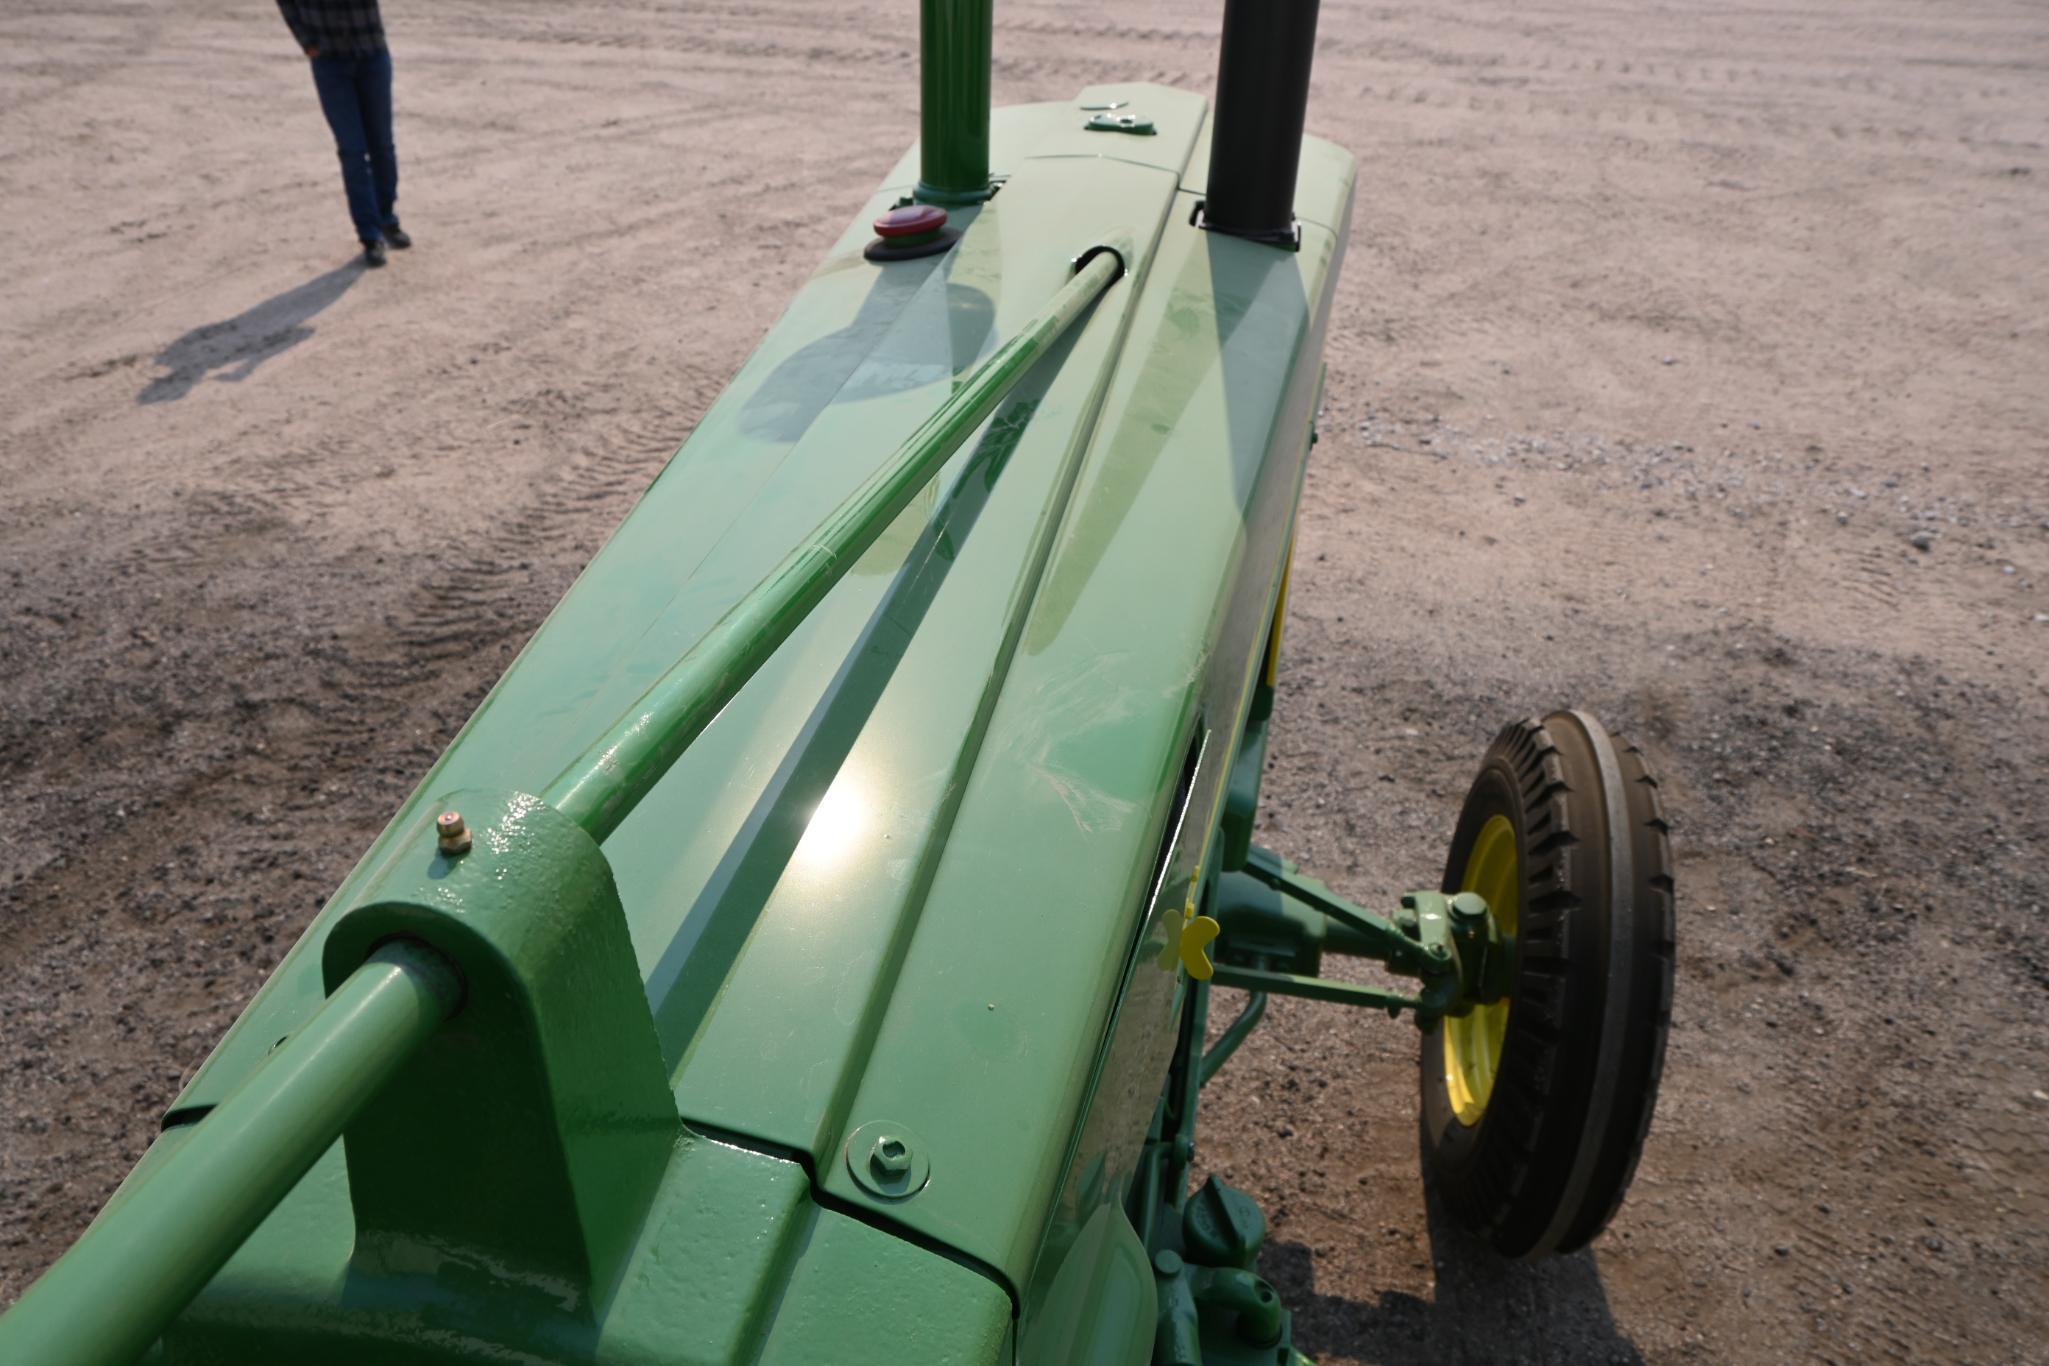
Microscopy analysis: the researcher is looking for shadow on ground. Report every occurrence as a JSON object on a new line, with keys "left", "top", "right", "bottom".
{"left": 138, "top": 263, "right": 362, "bottom": 403}
{"left": 1266, "top": 1167, "right": 1642, "bottom": 1365}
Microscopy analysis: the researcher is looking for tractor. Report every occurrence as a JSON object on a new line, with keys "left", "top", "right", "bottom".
{"left": 0, "top": 1, "right": 1672, "bottom": 1361}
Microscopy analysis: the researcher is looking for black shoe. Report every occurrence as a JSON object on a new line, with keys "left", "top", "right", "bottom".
{"left": 362, "top": 239, "right": 388, "bottom": 267}
{"left": 384, "top": 225, "right": 412, "bottom": 249}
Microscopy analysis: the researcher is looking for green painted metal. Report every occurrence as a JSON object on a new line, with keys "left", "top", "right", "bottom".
{"left": 1117, "top": 980, "right": 1308, "bottom": 1366}
{"left": 2, "top": 79, "right": 1360, "bottom": 1366}
{"left": 126, "top": 1124, "right": 1013, "bottom": 1364}
{"left": 658, "top": 125, "right": 1210, "bottom": 1283}
{"left": 1181, "top": 1176, "right": 1266, "bottom": 1270}
{"left": 835, "top": 110, "right": 1355, "bottom": 1314}
{"left": 165, "top": 89, "right": 1216, "bottom": 1134}
{"left": 1212, "top": 847, "right": 1514, "bottom": 1026}
{"left": 1216, "top": 675, "right": 1273, "bottom": 872}
{"left": 917, "top": 0, "right": 993, "bottom": 203}
{"left": 1241, "top": 842, "right": 1441, "bottom": 977}
{"left": 1151, "top": 1254, "right": 1285, "bottom": 1366}
{"left": 0, "top": 941, "right": 456, "bottom": 1366}
{"left": 319, "top": 786, "right": 682, "bottom": 1301}
{"left": 1438, "top": 888, "right": 1516, "bottom": 1009}
{"left": 1198, "top": 988, "right": 1266, "bottom": 1086}
{"left": 1010, "top": 217, "right": 1343, "bottom": 1325}
{"left": 1014, "top": 1206, "right": 1156, "bottom": 1366}
{"left": 543, "top": 242, "right": 1126, "bottom": 842}
{"left": 1210, "top": 960, "right": 1453, "bottom": 1017}
{"left": 1209, "top": 861, "right": 1360, "bottom": 976}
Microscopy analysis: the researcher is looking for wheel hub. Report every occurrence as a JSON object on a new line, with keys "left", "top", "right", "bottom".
{"left": 1443, "top": 814, "right": 1520, "bottom": 1124}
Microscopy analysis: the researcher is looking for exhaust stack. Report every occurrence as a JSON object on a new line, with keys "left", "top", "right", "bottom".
{"left": 1203, "top": 0, "right": 1323, "bottom": 243}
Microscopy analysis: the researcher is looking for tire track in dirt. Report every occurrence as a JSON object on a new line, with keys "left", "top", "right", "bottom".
{"left": 380, "top": 375, "right": 720, "bottom": 666}
{"left": 995, "top": 16, "right": 1215, "bottom": 48}
{"left": 0, "top": 5, "right": 168, "bottom": 119}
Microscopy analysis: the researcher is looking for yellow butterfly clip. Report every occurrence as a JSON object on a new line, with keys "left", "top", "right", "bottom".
{"left": 1178, "top": 913, "right": 1221, "bottom": 980}
{"left": 1158, "top": 866, "right": 1221, "bottom": 980}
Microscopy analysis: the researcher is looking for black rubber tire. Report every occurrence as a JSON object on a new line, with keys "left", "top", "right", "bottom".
{"left": 1418, "top": 710, "right": 1674, "bottom": 1258}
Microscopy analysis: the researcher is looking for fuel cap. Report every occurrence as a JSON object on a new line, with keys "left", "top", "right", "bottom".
{"left": 865, "top": 203, "right": 958, "bottom": 262}
{"left": 873, "top": 204, "right": 948, "bottom": 239}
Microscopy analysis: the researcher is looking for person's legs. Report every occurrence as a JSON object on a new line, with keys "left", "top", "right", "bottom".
{"left": 354, "top": 50, "right": 400, "bottom": 236}
{"left": 308, "top": 55, "right": 382, "bottom": 245}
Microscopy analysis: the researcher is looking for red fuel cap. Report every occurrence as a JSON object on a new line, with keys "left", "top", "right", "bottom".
{"left": 873, "top": 204, "right": 948, "bottom": 239}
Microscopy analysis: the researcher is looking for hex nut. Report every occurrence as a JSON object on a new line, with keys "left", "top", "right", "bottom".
{"left": 870, "top": 1135, "right": 911, "bottom": 1178}
{"left": 845, "top": 1120, "right": 930, "bottom": 1201}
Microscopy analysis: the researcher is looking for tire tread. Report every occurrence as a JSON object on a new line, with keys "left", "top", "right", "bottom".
{"left": 1419, "top": 714, "right": 1675, "bottom": 1258}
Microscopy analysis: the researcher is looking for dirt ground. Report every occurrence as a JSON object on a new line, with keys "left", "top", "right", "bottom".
{"left": 2, "top": 1, "right": 2045, "bottom": 1361}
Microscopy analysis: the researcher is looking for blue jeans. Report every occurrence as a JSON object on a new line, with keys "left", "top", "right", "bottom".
{"left": 309, "top": 51, "right": 398, "bottom": 245}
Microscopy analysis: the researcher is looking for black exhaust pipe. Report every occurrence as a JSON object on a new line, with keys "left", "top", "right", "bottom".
{"left": 1202, "top": 0, "right": 1322, "bottom": 244}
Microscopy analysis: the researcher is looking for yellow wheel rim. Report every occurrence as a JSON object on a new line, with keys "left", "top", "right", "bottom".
{"left": 1443, "top": 814, "right": 1519, "bottom": 1125}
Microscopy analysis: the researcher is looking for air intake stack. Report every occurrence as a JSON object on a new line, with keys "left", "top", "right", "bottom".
{"left": 917, "top": 0, "right": 995, "bottom": 204}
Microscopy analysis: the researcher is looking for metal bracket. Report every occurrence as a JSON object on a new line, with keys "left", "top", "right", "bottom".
{"left": 1085, "top": 112, "right": 1156, "bottom": 135}
{"left": 321, "top": 789, "right": 681, "bottom": 1302}
{"left": 1129, "top": 985, "right": 1305, "bottom": 1366}
{"left": 1188, "top": 199, "right": 1302, "bottom": 251}
{"left": 1208, "top": 845, "right": 1508, "bottom": 1027}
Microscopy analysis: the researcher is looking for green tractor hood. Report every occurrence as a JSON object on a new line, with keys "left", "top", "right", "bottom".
{"left": 77, "top": 83, "right": 1352, "bottom": 1364}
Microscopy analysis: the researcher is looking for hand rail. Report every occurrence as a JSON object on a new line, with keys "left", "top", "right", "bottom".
{"left": 544, "top": 238, "right": 1130, "bottom": 843}
{"left": 0, "top": 237, "right": 1130, "bottom": 1366}
{"left": 0, "top": 941, "right": 460, "bottom": 1366}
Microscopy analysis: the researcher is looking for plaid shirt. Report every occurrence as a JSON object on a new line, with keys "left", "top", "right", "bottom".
{"left": 276, "top": 0, "right": 386, "bottom": 57}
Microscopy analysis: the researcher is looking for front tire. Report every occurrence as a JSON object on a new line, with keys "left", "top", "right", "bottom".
{"left": 1419, "top": 710, "right": 1674, "bottom": 1257}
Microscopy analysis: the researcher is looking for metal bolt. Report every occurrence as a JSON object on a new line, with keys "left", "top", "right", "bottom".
{"left": 869, "top": 1134, "right": 911, "bottom": 1179}
{"left": 1448, "top": 892, "right": 1489, "bottom": 925}
{"left": 436, "top": 810, "right": 472, "bottom": 856}
{"left": 846, "top": 1120, "right": 928, "bottom": 1200}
